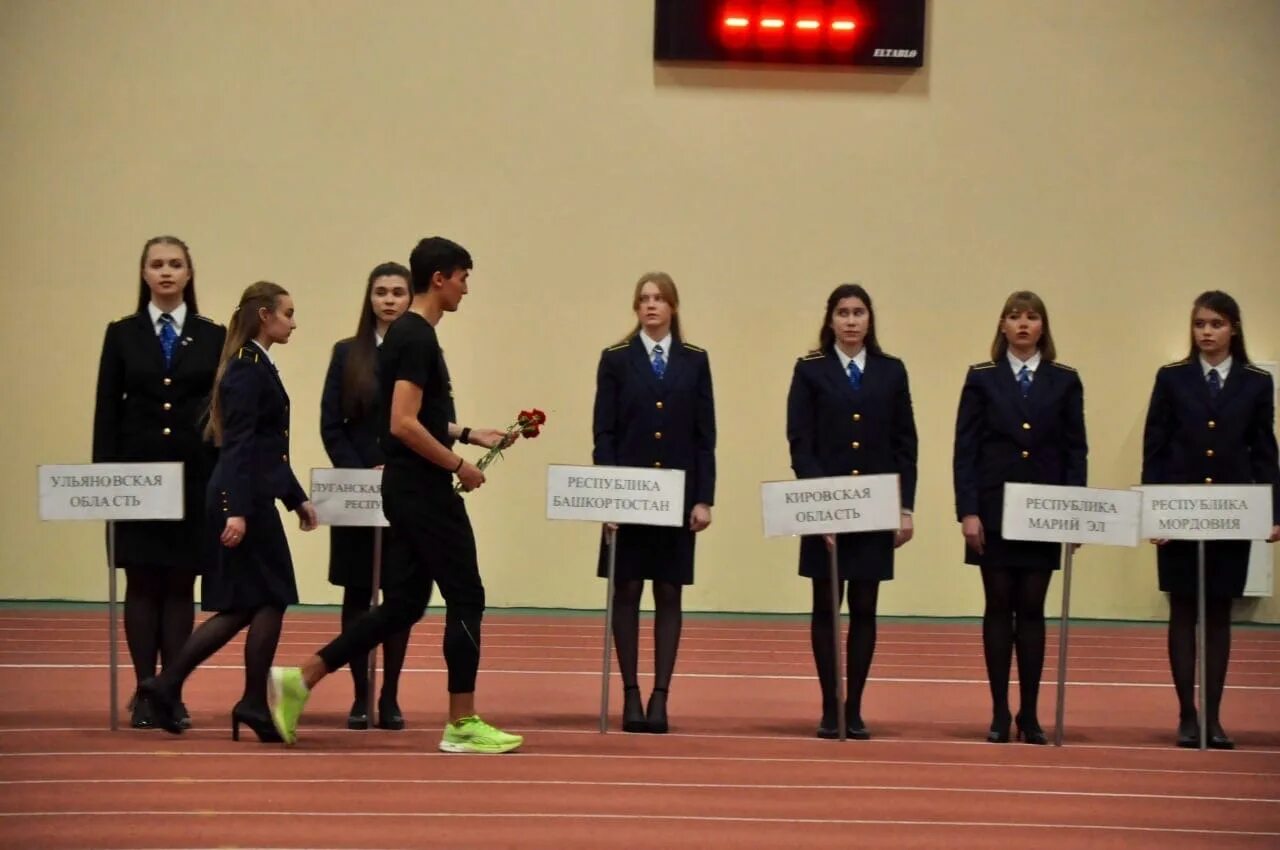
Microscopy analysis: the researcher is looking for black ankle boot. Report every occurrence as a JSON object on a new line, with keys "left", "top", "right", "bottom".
{"left": 376, "top": 695, "right": 405, "bottom": 731}
{"left": 347, "top": 699, "right": 370, "bottom": 730}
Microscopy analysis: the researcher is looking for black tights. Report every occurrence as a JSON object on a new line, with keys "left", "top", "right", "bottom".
{"left": 981, "top": 567, "right": 1052, "bottom": 723}
{"left": 810, "top": 579, "right": 879, "bottom": 720}
{"left": 123, "top": 567, "right": 195, "bottom": 692}
{"left": 1168, "top": 592, "right": 1232, "bottom": 728}
{"left": 341, "top": 586, "right": 411, "bottom": 706}
{"left": 156, "top": 606, "right": 284, "bottom": 709}
{"left": 611, "top": 580, "right": 682, "bottom": 693}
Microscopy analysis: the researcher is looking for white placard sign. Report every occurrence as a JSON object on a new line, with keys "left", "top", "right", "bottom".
{"left": 38, "top": 463, "right": 185, "bottom": 521}
{"left": 761, "top": 474, "right": 901, "bottom": 538}
{"left": 546, "top": 464, "right": 686, "bottom": 527}
{"left": 1002, "top": 484, "right": 1142, "bottom": 547}
{"left": 1138, "top": 485, "right": 1273, "bottom": 541}
{"left": 310, "top": 468, "right": 388, "bottom": 527}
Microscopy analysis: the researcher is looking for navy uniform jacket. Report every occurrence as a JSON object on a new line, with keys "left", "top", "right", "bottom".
{"left": 592, "top": 335, "right": 716, "bottom": 584}
{"left": 319, "top": 338, "right": 391, "bottom": 588}
{"left": 787, "top": 349, "right": 918, "bottom": 581}
{"left": 953, "top": 358, "right": 1087, "bottom": 568}
{"left": 202, "top": 345, "right": 303, "bottom": 611}
{"left": 92, "top": 310, "right": 225, "bottom": 568}
{"left": 210, "top": 345, "right": 306, "bottom": 518}
{"left": 1142, "top": 358, "right": 1280, "bottom": 597}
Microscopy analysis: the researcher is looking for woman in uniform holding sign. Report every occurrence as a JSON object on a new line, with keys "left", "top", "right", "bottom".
{"left": 93, "top": 236, "right": 225, "bottom": 729}
{"left": 593, "top": 271, "right": 716, "bottom": 733}
{"left": 953, "top": 291, "right": 1086, "bottom": 745}
{"left": 141, "top": 281, "right": 318, "bottom": 742}
{"left": 786, "top": 283, "right": 917, "bottom": 739}
{"left": 320, "top": 262, "right": 413, "bottom": 730}
{"left": 1142, "top": 290, "right": 1280, "bottom": 749}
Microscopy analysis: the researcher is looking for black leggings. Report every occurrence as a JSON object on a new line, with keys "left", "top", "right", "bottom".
{"left": 1168, "top": 592, "right": 1233, "bottom": 727}
{"left": 810, "top": 579, "right": 879, "bottom": 720}
{"left": 980, "top": 566, "right": 1052, "bottom": 722}
{"left": 611, "top": 580, "right": 683, "bottom": 692}
{"left": 318, "top": 487, "right": 480, "bottom": 694}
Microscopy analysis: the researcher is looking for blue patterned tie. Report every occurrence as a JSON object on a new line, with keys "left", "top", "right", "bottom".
{"left": 652, "top": 344, "right": 666, "bottom": 379}
{"left": 1018, "top": 365, "right": 1032, "bottom": 398}
{"left": 159, "top": 313, "right": 178, "bottom": 369}
{"left": 847, "top": 359, "right": 862, "bottom": 391}
{"left": 1207, "top": 368, "right": 1221, "bottom": 398}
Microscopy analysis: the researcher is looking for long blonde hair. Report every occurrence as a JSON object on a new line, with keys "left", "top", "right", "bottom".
{"left": 205, "top": 281, "right": 289, "bottom": 444}
{"left": 619, "top": 271, "right": 684, "bottom": 344}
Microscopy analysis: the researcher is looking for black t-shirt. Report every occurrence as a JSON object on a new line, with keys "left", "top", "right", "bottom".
{"left": 378, "top": 311, "right": 457, "bottom": 480}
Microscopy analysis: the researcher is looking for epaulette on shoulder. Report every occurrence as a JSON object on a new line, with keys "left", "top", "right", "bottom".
{"left": 1047, "top": 361, "right": 1077, "bottom": 373}
{"left": 683, "top": 342, "right": 705, "bottom": 353}
{"left": 605, "top": 342, "right": 628, "bottom": 353}
{"left": 799, "top": 349, "right": 824, "bottom": 362}
{"left": 877, "top": 352, "right": 903, "bottom": 363}
{"left": 236, "top": 345, "right": 260, "bottom": 363}
{"left": 113, "top": 312, "right": 136, "bottom": 324}
{"left": 1160, "top": 358, "right": 1190, "bottom": 369}
{"left": 1244, "top": 364, "right": 1271, "bottom": 376}
{"left": 193, "top": 314, "right": 221, "bottom": 326}
{"left": 970, "top": 361, "right": 998, "bottom": 370}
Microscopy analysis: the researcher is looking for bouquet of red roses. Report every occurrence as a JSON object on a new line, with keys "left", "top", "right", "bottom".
{"left": 455, "top": 408, "right": 547, "bottom": 492}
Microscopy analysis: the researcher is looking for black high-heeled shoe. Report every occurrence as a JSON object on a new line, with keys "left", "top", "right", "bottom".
{"left": 347, "top": 699, "right": 370, "bottom": 730}
{"left": 137, "top": 678, "right": 184, "bottom": 735}
{"left": 176, "top": 701, "right": 192, "bottom": 730}
{"left": 376, "top": 697, "right": 405, "bottom": 731}
{"left": 987, "top": 711, "right": 1012, "bottom": 744}
{"left": 622, "top": 686, "right": 648, "bottom": 733}
{"left": 1015, "top": 714, "right": 1048, "bottom": 745}
{"left": 1176, "top": 715, "right": 1199, "bottom": 748}
{"left": 645, "top": 687, "right": 669, "bottom": 734}
{"left": 232, "top": 702, "right": 283, "bottom": 743}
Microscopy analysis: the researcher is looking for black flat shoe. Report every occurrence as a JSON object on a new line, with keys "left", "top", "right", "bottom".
{"left": 1176, "top": 716, "right": 1199, "bottom": 749}
{"left": 987, "top": 711, "right": 1012, "bottom": 744}
{"left": 137, "top": 678, "right": 184, "bottom": 735}
{"left": 376, "top": 697, "right": 405, "bottom": 731}
{"left": 347, "top": 700, "right": 370, "bottom": 730}
{"left": 130, "top": 693, "right": 155, "bottom": 729}
{"left": 622, "top": 686, "right": 647, "bottom": 733}
{"left": 176, "top": 701, "right": 192, "bottom": 730}
{"left": 232, "top": 701, "right": 283, "bottom": 743}
{"left": 1207, "top": 723, "right": 1235, "bottom": 750}
{"left": 645, "top": 687, "right": 669, "bottom": 734}
{"left": 1015, "top": 714, "right": 1047, "bottom": 745}
{"left": 817, "top": 703, "right": 839, "bottom": 739}
{"left": 846, "top": 715, "right": 871, "bottom": 741}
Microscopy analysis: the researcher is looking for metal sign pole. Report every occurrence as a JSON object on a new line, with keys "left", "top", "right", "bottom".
{"left": 830, "top": 537, "right": 845, "bottom": 742}
{"left": 1196, "top": 540, "right": 1208, "bottom": 752}
{"left": 599, "top": 527, "right": 618, "bottom": 733}
{"left": 367, "top": 527, "right": 383, "bottom": 726}
{"left": 1053, "top": 544, "right": 1075, "bottom": 747}
{"left": 107, "top": 521, "right": 120, "bottom": 732}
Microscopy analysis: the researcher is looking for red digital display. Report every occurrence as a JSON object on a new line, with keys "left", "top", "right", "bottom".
{"left": 719, "top": 3, "right": 859, "bottom": 51}
{"left": 655, "top": 0, "right": 925, "bottom": 68}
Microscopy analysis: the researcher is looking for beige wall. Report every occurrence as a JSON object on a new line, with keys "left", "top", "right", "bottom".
{"left": 2, "top": 0, "right": 1277, "bottom": 621}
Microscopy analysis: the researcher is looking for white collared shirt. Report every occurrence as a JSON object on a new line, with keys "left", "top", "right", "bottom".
{"left": 375, "top": 332, "right": 384, "bottom": 348}
{"left": 250, "top": 338, "right": 276, "bottom": 368}
{"left": 1007, "top": 349, "right": 1042, "bottom": 381}
{"left": 147, "top": 301, "right": 187, "bottom": 336}
{"left": 639, "top": 331, "right": 673, "bottom": 361}
{"left": 834, "top": 346, "right": 867, "bottom": 376}
{"left": 1200, "top": 354, "right": 1232, "bottom": 384}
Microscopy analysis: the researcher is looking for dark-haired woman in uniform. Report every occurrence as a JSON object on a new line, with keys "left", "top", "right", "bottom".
{"left": 1142, "top": 290, "right": 1280, "bottom": 749}
{"left": 320, "top": 262, "right": 414, "bottom": 730}
{"left": 593, "top": 271, "right": 716, "bottom": 733}
{"left": 953, "top": 291, "right": 1086, "bottom": 745}
{"left": 141, "top": 281, "right": 318, "bottom": 742}
{"left": 92, "top": 235, "right": 225, "bottom": 728}
{"left": 786, "top": 283, "right": 917, "bottom": 739}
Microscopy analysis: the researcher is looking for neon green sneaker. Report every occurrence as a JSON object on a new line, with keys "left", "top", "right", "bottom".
{"left": 268, "top": 666, "right": 309, "bottom": 746}
{"left": 438, "top": 715, "right": 524, "bottom": 754}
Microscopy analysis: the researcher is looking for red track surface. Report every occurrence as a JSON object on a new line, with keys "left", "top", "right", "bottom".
{"left": 1, "top": 611, "right": 1277, "bottom": 849}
